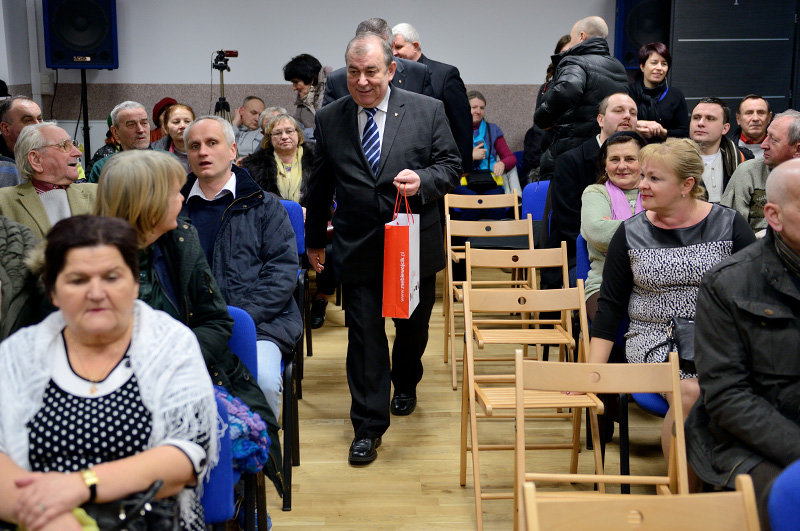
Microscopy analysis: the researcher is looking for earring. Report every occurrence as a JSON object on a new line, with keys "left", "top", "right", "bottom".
{"left": 682, "top": 193, "right": 686, "bottom": 198}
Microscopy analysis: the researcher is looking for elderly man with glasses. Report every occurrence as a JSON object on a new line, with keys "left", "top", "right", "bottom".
{"left": 0, "top": 122, "right": 96, "bottom": 239}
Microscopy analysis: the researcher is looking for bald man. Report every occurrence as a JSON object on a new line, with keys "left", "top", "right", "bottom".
{"left": 687, "top": 158, "right": 800, "bottom": 526}
{"left": 534, "top": 16, "right": 627, "bottom": 178}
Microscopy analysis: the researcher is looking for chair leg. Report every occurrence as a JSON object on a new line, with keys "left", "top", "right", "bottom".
{"left": 282, "top": 362, "right": 294, "bottom": 511}
{"left": 256, "top": 472, "right": 268, "bottom": 530}
{"left": 468, "top": 393, "right": 484, "bottom": 531}
{"left": 569, "top": 404, "right": 583, "bottom": 475}
{"left": 459, "top": 373, "right": 469, "bottom": 486}
{"left": 619, "top": 393, "right": 630, "bottom": 494}
{"left": 294, "top": 344, "right": 303, "bottom": 400}
{"left": 589, "top": 410, "right": 605, "bottom": 494}
{"left": 244, "top": 473, "right": 256, "bottom": 530}
{"left": 449, "top": 294, "right": 459, "bottom": 390}
{"left": 443, "top": 286, "right": 450, "bottom": 364}
{"left": 304, "top": 272, "right": 312, "bottom": 357}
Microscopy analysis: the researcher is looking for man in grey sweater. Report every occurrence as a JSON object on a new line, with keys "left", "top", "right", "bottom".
{"left": 721, "top": 110, "right": 800, "bottom": 232}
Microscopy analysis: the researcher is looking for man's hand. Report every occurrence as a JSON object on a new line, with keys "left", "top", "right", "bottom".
{"left": 394, "top": 169, "right": 421, "bottom": 196}
{"left": 232, "top": 109, "right": 243, "bottom": 128}
{"left": 472, "top": 141, "right": 486, "bottom": 161}
{"left": 636, "top": 120, "right": 665, "bottom": 139}
{"left": 307, "top": 248, "right": 325, "bottom": 273}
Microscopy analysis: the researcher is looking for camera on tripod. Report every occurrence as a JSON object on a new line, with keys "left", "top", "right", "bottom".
{"left": 212, "top": 50, "right": 238, "bottom": 72}
{"left": 211, "top": 50, "right": 238, "bottom": 121}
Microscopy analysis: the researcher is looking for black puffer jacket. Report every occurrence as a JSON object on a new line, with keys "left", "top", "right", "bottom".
{"left": 240, "top": 144, "right": 314, "bottom": 206}
{"left": 534, "top": 37, "right": 627, "bottom": 177}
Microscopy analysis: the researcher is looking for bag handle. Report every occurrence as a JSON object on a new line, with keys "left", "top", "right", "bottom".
{"left": 393, "top": 185, "right": 414, "bottom": 223}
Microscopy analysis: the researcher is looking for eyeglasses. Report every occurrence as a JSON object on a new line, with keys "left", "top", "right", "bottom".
{"left": 37, "top": 139, "right": 80, "bottom": 153}
{"left": 270, "top": 129, "right": 298, "bottom": 138}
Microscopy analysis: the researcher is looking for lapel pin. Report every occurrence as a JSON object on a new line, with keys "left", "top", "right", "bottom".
{"left": 394, "top": 112, "right": 398, "bottom": 117}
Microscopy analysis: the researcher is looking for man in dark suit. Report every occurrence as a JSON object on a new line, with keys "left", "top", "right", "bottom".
{"left": 322, "top": 18, "right": 433, "bottom": 107}
{"left": 306, "top": 33, "right": 460, "bottom": 465}
{"left": 392, "top": 22, "right": 472, "bottom": 172}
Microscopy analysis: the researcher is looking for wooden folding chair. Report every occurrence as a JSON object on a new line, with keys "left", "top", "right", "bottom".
{"left": 522, "top": 474, "right": 760, "bottom": 531}
{"left": 443, "top": 192, "right": 520, "bottom": 350}
{"left": 515, "top": 352, "right": 690, "bottom": 527}
{"left": 444, "top": 216, "right": 534, "bottom": 388}
{"left": 465, "top": 242, "right": 570, "bottom": 369}
{"left": 460, "top": 281, "right": 598, "bottom": 531}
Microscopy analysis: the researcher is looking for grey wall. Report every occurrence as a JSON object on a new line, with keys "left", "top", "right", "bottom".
{"left": 0, "top": 0, "right": 617, "bottom": 151}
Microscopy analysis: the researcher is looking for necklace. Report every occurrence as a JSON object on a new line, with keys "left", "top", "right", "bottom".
{"left": 74, "top": 353, "right": 122, "bottom": 395}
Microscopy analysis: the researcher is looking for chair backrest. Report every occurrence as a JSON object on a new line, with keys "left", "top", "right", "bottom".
{"left": 513, "top": 150, "right": 525, "bottom": 175}
{"left": 521, "top": 180, "right": 550, "bottom": 221}
{"left": 445, "top": 191, "right": 520, "bottom": 216}
{"left": 201, "top": 395, "right": 236, "bottom": 524}
{"left": 769, "top": 458, "right": 800, "bottom": 531}
{"left": 227, "top": 305, "right": 258, "bottom": 378}
{"left": 575, "top": 234, "right": 590, "bottom": 283}
{"left": 515, "top": 351, "right": 689, "bottom": 496}
{"left": 465, "top": 241, "right": 568, "bottom": 289}
{"left": 447, "top": 217, "right": 534, "bottom": 240}
{"left": 280, "top": 199, "right": 305, "bottom": 256}
{"left": 523, "top": 475, "right": 760, "bottom": 531}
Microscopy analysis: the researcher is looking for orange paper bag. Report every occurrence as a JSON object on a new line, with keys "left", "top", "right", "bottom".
{"left": 382, "top": 189, "right": 420, "bottom": 318}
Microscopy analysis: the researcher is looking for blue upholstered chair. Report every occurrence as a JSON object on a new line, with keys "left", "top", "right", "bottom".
{"left": 201, "top": 395, "right": 236, "bottom": 529}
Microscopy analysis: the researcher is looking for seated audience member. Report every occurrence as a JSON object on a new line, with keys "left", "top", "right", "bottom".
{"left": 687, "top": 158, "right": 800, "bottom": 527}
{"left": 627, "top": 42, "right": 689, "bottom": 140}
{"left": 0, "top": 215, "right": 46, "bottom": 340}
{"left": 87, "top": 101, "right": 153, "bottom": 183}
{"left": 183, "top": 115, "right": 302, "bottom": 420}
{"left": 0, "top": 123, "right": 96, "bottom": 239}
{"left": 86, "top": 115, "right": 120, "bottom": 176}
{"left": 521, "top": 34, "right": 571, "bottom": 181}
{"left": 93, "top": 150, "right": 284, "bottom": 496}
{"left": 464, "top": 90, "right": 516, "bottom": 188}
{"left": 241, "top": 114, "right": 312, "bottom": 204}
{"left": 241, "top": 113, "right": 334, "bottom": 328}
{"left": 0, "top": 96, "right": 43, "bottom": 187}
{"left": 534, "top": 16, "right": 627, "bottom": 178}
{"left": 721, "top": 110, "right": 800, "bottom": 232}
{"left": 728, "top": 94, "right": 772, "bottom": 160}
{"left": 283, "top": 54, "right": 326, "bottom": 135}
{"left": 0, "top": 215, "right": 217, "bottom": 530}
{"left": 544, "top": 92, "right": 637, "bottom": 285}
{"left": 689, "top": 97, "right": 753, "bottom": 203}
{"left": 322, "top": 18, "right": 433, "bottom": 106}
{"left": 233, "top": 96, "right": 266, "bottom": 159}
{"left": 579, "top": 131, "right": 645, "bottom": 319}
{"left": 149, "top": 96, "right": 177, "bottom": 144}
{"left": 151, "top": 103, "right": 195, "bottom": 172}
{"left": 589, "top": 138, "right": 755, "bottom": 459}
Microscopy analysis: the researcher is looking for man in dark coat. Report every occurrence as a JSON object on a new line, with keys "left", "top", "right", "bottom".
{"left": 543, "top": 92, "right": 638, "bottom": 284}
{"left": 322, "top": 18, "right": 433, "bottom": 106}
{"left": 391, "top": 22, "right": 472, "bottom": 172}
{"left": 687, "top": 158, "right": 800, "bottom": 527}
{"left": 182, "top": 115, "right": 302, "bottom": 423}
{"left": 534, "top": 16, "right": 627, "bottom": 178}
{"left": 305, "top": 33, "right": 460, "bottom": 465}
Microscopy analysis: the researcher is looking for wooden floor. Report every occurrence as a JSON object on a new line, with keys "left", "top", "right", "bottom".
{"left": 269, "top": 273, "right": 665, "bottom": 530}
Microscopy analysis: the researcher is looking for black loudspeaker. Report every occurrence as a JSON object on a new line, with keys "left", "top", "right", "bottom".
{"left": 42, "top": 0, "right": 118, "bottom": 70}
{"left": 614, "top": 0, "right": 671, "bottom": 70}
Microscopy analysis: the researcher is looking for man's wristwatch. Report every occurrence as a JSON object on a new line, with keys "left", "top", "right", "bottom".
{"left": 79, "top": 468, "right": 98, "bottom": 503}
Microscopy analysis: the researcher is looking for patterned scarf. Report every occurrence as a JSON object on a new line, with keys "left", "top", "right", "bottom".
{"left": 275, "top": 145, "right": 303, "bottom": 203}
{"left": 774, "top": 231, "right": 800, "bottom": 279}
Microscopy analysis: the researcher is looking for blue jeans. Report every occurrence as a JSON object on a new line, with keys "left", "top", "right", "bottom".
{"left": 256, "top": 340, "right": 283, "bottom": 420}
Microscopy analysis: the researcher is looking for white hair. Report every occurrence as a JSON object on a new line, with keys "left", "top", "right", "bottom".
{"left": 183, "top": 115, "right": 236, "bottom": 147}
{"left": 110, "top": 101, "right": 146, "bottom": 128}
{"left": 260, "top": 107, "right": 287, "bottom": 130}
{"left": 14, "top": 122, "right": 59, "bottom": 181}
{"left": 392, "top": 23, "right": 421, "bottom": 51}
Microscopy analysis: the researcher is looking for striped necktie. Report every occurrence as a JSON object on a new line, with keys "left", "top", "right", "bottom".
{"left": 362, "top": 107, "right": 380, "bottom": 175}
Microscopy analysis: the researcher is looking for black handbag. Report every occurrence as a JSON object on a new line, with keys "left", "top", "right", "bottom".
{"left": 643, "top": 317, "right": 696, "bottom": 374}
{"left": 82, "top": 480, "right": 180, "bottom": 531}
{"left": 463, "top": 170, "right": 501, "bottom": 194}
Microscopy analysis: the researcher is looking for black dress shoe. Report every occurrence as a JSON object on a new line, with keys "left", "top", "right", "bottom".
{"left": 390, "top": 393, "right": 417, "bottom": 416}
{"left": 348, "top": 436, "right": 381, "bottom": 465}
{"left": 310, "top": 298, "right": 328, "bottom": 329}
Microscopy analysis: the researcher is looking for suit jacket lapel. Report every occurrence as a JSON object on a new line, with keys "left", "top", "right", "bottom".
{"left": 16, "top": 182, "right": 50, "bottom": 236}
{"left": 377, "top": 91, "right": 405, "bottom": 178}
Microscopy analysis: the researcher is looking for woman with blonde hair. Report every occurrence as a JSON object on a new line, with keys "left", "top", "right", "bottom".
{"left": 589, "top": 137, "right": 755, "bottom": 458}
{"left": 94, "top": 150, "right": 284, "bottom": 494}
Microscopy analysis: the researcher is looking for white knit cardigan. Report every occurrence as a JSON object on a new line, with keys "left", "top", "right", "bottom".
{"left": 0, "top": 300, "right": 219, "bottom": 525}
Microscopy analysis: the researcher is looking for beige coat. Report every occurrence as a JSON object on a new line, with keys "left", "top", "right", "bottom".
{"left": 0, "top": 181, "right": 97, "bottom": 239}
